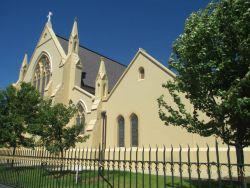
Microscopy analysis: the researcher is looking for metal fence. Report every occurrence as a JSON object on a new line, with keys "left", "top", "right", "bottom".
{"left": 0, "top": 142, "right": 249, "bottom": 188}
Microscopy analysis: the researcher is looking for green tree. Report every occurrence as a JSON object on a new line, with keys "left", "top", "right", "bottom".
{"left": 158, "top": 0, "right": 249, "bottom": 184}
{"left": 0, "top": 83, "right": 42, "bottom": 155}
{"left": 35, "top": 100, "right": 89, "bottom": 158}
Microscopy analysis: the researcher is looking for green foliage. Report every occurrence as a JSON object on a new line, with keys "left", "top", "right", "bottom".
{"left": 35, "top": 100, "right": 89, "bottom": 156}
{"left": 158, "top": 0, "right": 250, "bottom": 147}
{"left": 0, "top": 83, "right": 89, "bottom": 155}
{"left": 0, "top": 83, "right": 42, "bottom": 149}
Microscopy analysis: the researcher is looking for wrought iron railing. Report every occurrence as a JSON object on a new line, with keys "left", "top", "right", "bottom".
{"left": 0, "top": 142, "right": 249, "bottom": 187}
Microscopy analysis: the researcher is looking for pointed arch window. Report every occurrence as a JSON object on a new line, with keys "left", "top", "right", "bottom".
{"left": 117, "top": 116, "right": 125, "bottom": 147}
{"left": 131, "top": 113, "right": 139, "bottom": 147}
{"left": 76, "top": 104, "right": 85, "bottom": 133}
{"left": 32, "top": 54, "right": 51, "bottom": 96}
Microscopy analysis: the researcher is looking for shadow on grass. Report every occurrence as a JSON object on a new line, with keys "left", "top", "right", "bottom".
{"left": 1, "top": 164, "right": 249, "bottom": 188}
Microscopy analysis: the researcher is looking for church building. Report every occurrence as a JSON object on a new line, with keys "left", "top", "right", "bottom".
{"left": 16, "top": 16, "right": 217, "bottom": 148}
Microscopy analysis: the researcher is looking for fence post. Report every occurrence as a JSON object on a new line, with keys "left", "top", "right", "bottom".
{"left": 94, "top": 147, "right": 97, "bottom": 188}
{"left": 136, "top": 146, "right": 138, "bottom": 188}
{"left": 118, "top": 146, "right": 121, "bottom": 188}
{"left": 179, "top": 145, "right": 183, "bottom": 187}
{"left": 163, "top": 145, "right": 166, "bottom": 188}
{"left": 156, "top": 145, "right": 159, "bottom": 188}
{"left": 187, "top": 145, "right": 192, "bottom": 188}
{"left": 123, "top": 147, "right": 126, "bottom": 188}
{"left": 98, "top": 144, "right": 101, "bottom": 188}
{"left": 142, "top": 146, "right": 145, "bottom": 188}
{"left": 196, "top": 144, "right": 201, "bottom": 188}
{"left": 107, "top": 147, "right": 110, "bottom": 188}
{"left": 148, "top": 146, "right": 151, "bottom": 188}
{"left": 170, "top": 145, "right": 174, "bottom": 187}
{"left": 85, "top": 147, "right": 88, "bottom": 187}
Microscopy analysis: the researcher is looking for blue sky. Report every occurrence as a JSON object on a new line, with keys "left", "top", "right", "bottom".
{"left": 0, "top": 0, "right": 210, "bottom": 89}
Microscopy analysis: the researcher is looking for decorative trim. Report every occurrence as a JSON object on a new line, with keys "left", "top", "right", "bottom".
{"left": 77, "top": 99, "right": 91, "bottom": 114}
{"left": 36, "top": 38, "right": 52, "bottom": 49}
{"left": 73, "top": 85, "right": 95, "bottom": 98}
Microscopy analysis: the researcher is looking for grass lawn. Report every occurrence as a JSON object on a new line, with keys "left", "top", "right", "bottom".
{"left": 0, "top": 164, "right": 245, "bottom": 188}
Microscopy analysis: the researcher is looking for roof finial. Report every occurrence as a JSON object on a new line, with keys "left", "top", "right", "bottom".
{"left": 74, "top": 16, "right": 78, "bottom": 22}
{"left": 47, "top": 11, "right": 53, "bottom": 23}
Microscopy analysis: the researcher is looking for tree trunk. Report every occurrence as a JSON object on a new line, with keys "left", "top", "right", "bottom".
{"left": 235, "top": 143, "right": 245, "bottom": 188}
{"left": 11, "top": 147, "right": 16, "bottom": 168}
{"left": 60, "top": 149, "right": 64, "bottom": 175}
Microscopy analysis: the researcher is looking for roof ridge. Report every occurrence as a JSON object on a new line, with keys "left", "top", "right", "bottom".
{"left": 56, "top": 34, "right": 127, "bottom": 67}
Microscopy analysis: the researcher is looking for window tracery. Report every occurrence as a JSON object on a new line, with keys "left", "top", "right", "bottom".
{"left": 32, "top": 54, "right": 51, "bottom": 96}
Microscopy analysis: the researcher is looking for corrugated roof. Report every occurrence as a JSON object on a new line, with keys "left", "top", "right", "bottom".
{"left": 57, "top": 35, "right": 127, "bottom": 92}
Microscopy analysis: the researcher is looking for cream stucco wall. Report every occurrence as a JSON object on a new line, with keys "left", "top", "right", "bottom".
{"left": 102, "top": 50, "right": 217, "bottom": 148}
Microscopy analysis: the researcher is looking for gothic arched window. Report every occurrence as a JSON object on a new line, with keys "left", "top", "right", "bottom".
{"left": 32, "top": 54, "right": 51, "bottom": 96}
{"left": 117, "top": 116, "right": 125, "bottom": 147}
{"left": 76, "top": 104, "right": 85, "bottom": 133}
{"left": 130, "top": 113, "right": 139, "bottom": 147}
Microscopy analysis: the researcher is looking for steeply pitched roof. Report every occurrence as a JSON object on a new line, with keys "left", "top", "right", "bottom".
{"left": 56, "top": 35, "right": 127, "bottom": 92}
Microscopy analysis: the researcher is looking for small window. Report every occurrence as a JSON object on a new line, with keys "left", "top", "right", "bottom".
{"left": 103, "top": 84, "right": 106, "bottom": 97}
{"left": 73, "top": 41, "right": 77, "bottom": 52}
{"left": 138, "top": 67, "right": 145, "bottom": 80}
